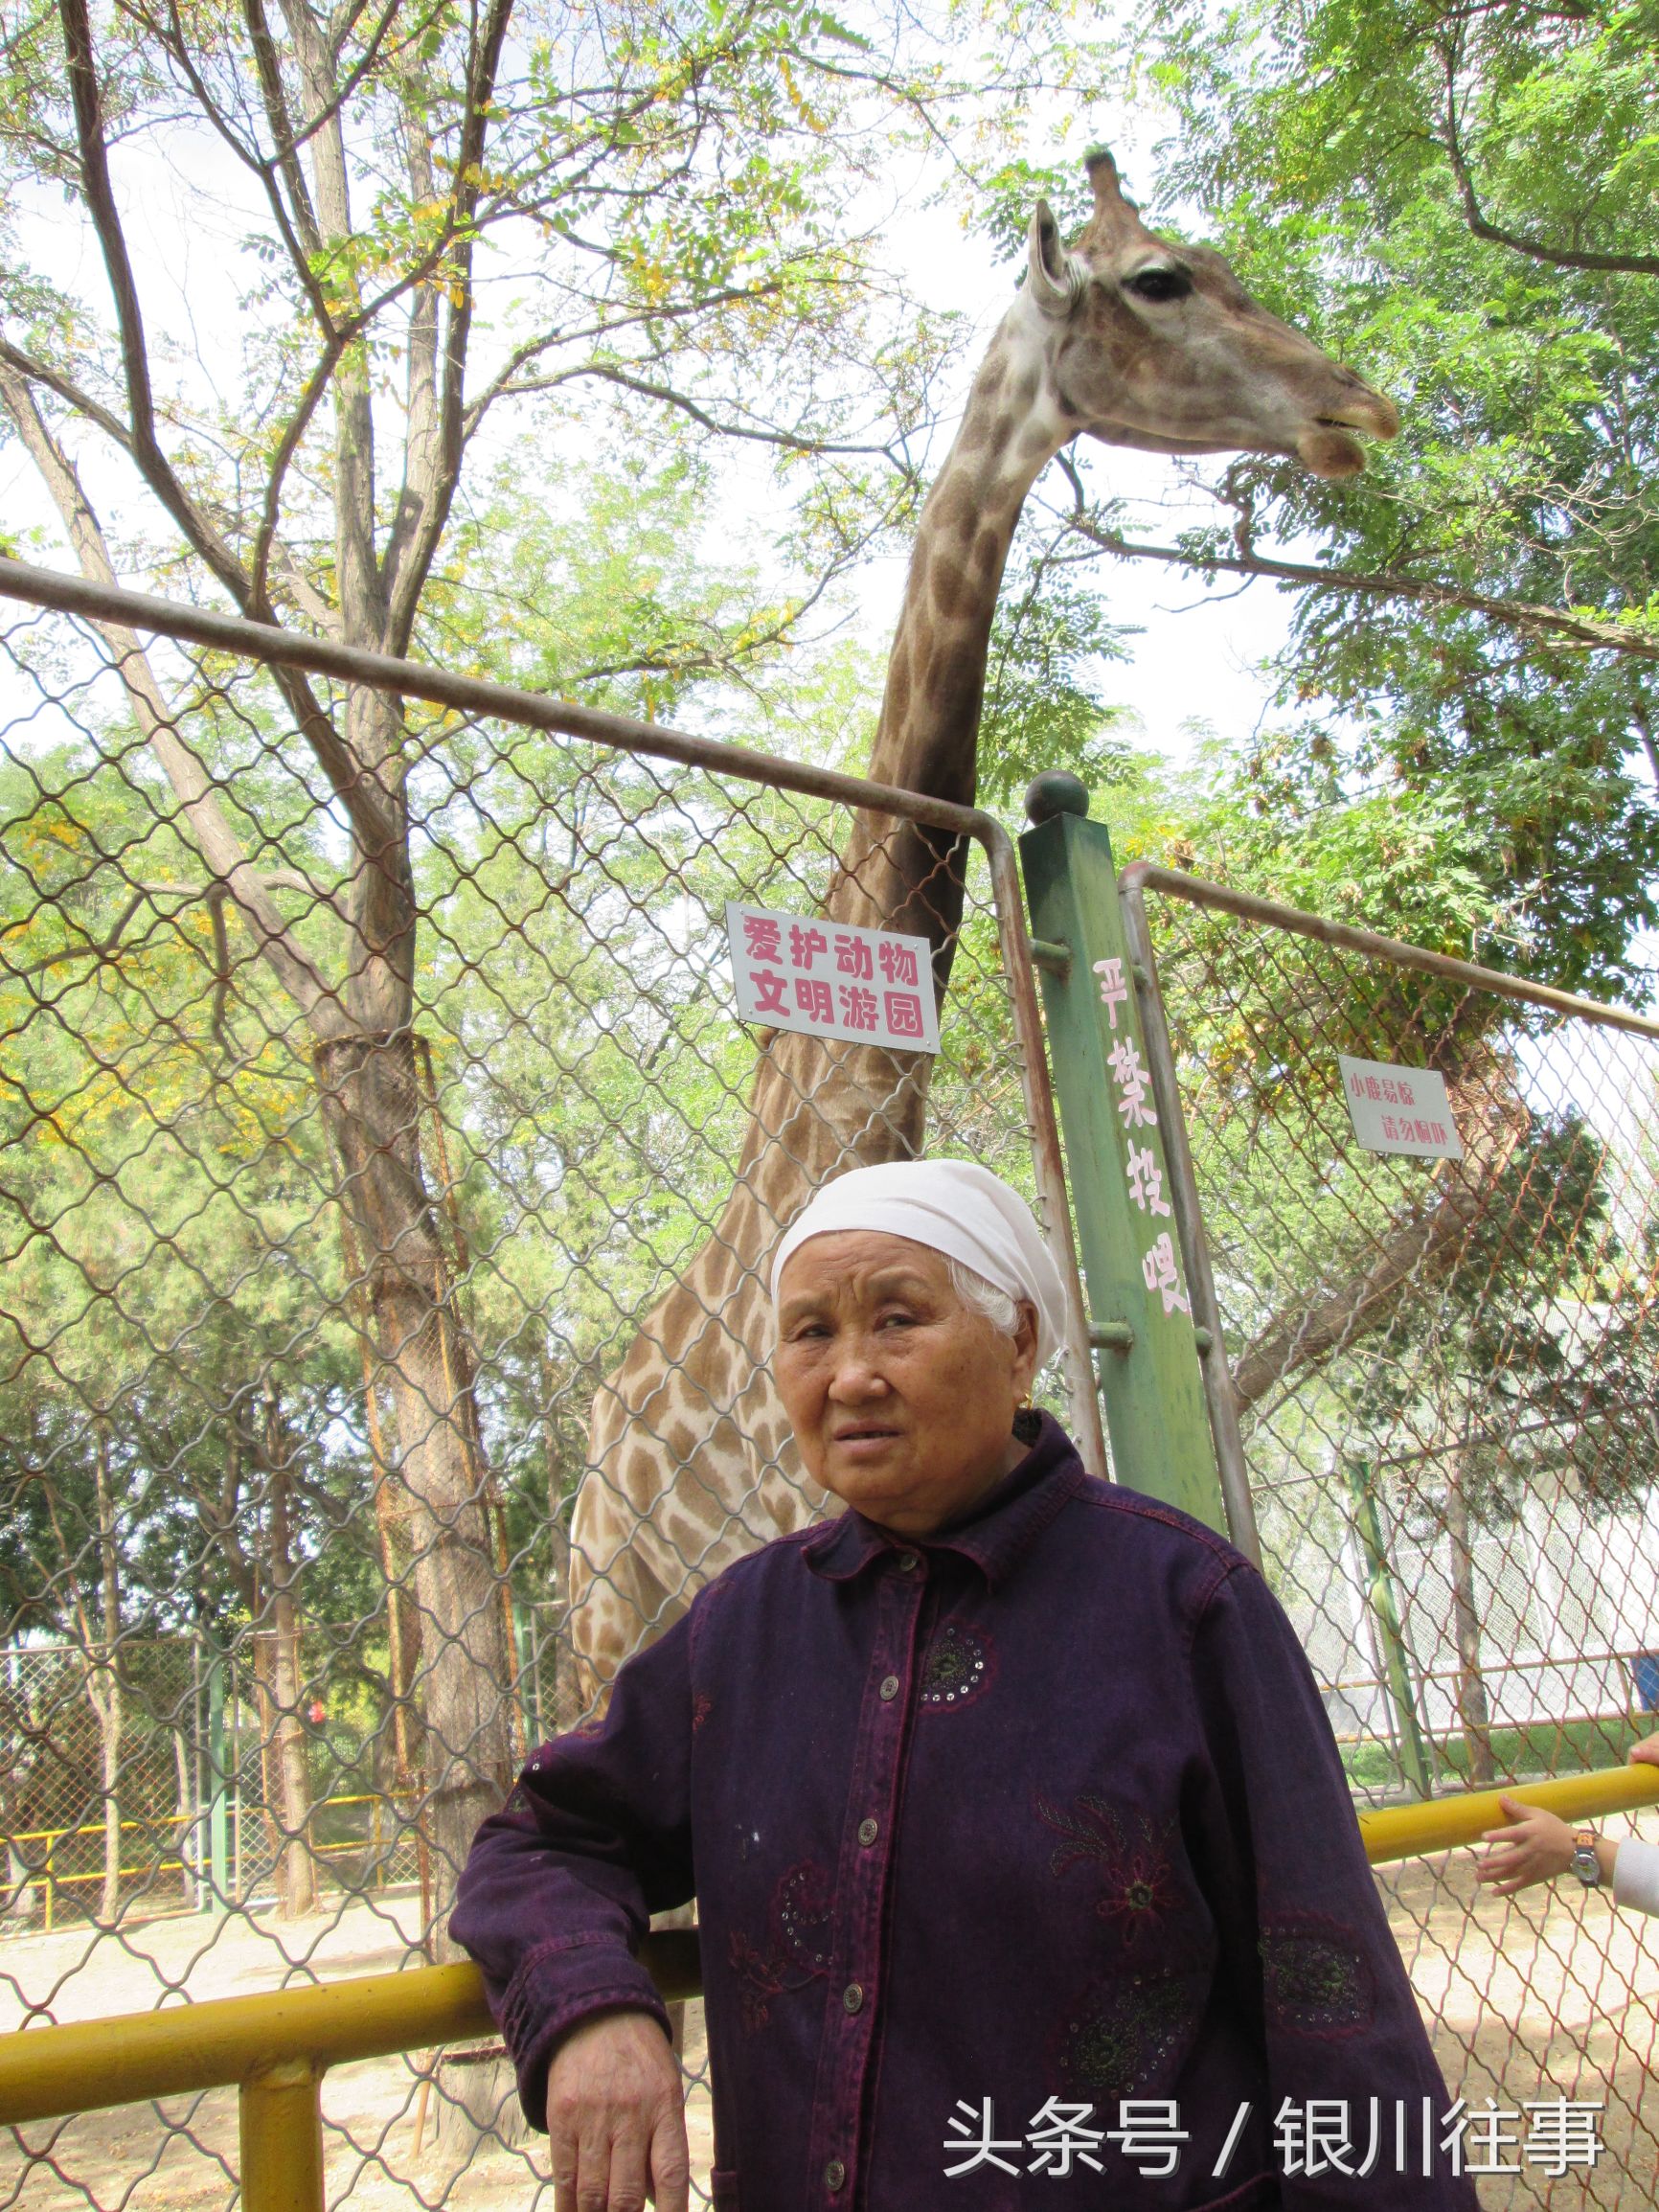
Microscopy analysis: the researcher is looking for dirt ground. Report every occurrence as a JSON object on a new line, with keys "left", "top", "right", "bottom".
{"left": 1, "top": 1838, "right": 1653, "bottom": 2209}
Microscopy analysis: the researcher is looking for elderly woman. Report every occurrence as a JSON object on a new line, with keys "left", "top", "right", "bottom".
{"left": 453, "top": 1162, "right": 1473, "bottom": 2211}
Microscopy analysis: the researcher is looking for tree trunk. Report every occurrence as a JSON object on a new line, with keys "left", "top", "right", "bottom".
{"left": 1443, "top": 1442, "right": 1496, "bottom": 1787}
{"left": 91, "top": 1428, "right": 124, "bottom": 1926}
{"left": 541, "top": 1350, "right": 578, "bottom": 1739}
{"left": 359, "top": 1321, "right": 423, "bottom": 1797}
{"left": 315, "top": 1024, "right": 519, "bottom": 2151}
{"left": 266, "top": 1393, "right": 319, "bottom": 1919}
{"left": 317, "top": 1032, "right": 515, "bottom": 1899}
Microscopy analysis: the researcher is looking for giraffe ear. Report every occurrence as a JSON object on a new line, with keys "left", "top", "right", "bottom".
{"left": 1027, "top": 200, "right": 1086, "bottom": 317}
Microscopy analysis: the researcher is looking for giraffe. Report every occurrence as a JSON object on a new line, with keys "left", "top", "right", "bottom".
{"left": 563, "top": 148, "right": 1398, "bottom": 1700}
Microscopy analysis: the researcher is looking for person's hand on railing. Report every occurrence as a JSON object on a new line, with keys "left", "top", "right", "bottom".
{"left": 1476, "top": 1739, "right": 1659, "bottom": 1897}
{"left": 544, "top": 2009, "right": 690, "bottom": 2212}
{"left": 1474, "top": 1797, "right": 1584, "bottom": 1895}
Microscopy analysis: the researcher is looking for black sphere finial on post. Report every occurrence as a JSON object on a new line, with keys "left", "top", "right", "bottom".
{"left": 1023, "top": 770, "right": 1091, "bottom": 827}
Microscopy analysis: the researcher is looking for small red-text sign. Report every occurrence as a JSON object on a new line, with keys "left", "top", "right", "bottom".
{"left": 1337, "top": 1053, "right": 1464, "bottom": 1161}
{"left": 726, "top": 901, "right": 940, "bottom": 1055}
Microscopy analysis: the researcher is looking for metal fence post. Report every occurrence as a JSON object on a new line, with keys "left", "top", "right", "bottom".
{"left": 239, "top": 2059, "right": 325, "bottom": 2212}
{"left": 1017, "top": 776, "right": 1228, "bottom": 1536}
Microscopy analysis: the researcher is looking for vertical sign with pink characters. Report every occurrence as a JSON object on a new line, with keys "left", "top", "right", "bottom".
{"left": 725, "top": 902, "right": 941, "bottom": 1055}
{"left": 1094, "top": 956, "right": 1190, "bottom": 1320}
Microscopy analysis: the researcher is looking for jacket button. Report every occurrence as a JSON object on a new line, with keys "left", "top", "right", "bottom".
{"left": 824, "top": 2157, "right": 846, "bottom": 2190}
{"left": 896, "top": 1551, "right": 919, "bottom": 1572}
{"left": 843, "top": 1981, "right": 864, "bottom": 2013}
{"left": 858, "top": 1817, "right": 878, "bottom": 1846}
{"left": 879, "top": 1674, "right": 899, "bottom": 1700}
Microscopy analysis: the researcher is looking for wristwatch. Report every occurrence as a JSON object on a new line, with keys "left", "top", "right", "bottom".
{"left": 1570, "top": 1831, "right": 1602, "bottom": 1888}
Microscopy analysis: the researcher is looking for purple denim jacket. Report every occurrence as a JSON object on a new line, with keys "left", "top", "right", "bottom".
{"left": 452, "top": 1418, "right": 1477, "bottom": 2211}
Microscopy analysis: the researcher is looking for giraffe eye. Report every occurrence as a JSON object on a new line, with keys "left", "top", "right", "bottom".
{"left": 1125, "top": 266, "right": 1192, "bottom": 304}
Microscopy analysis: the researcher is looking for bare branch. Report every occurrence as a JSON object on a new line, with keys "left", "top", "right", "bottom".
{"left": 382, "top": 0, "right": 515, "bottom": 653}
{"left": 0, "top": 365, "right": 345, "bottom": 1033}
{"left": 250, "top": 330, "right": 350, "bottom": 608}
{"left": 53, "top": 0, "right": 398, "bottom": 854}
{"left": 1439, "top": 47, "right": 1659, "bottom": 280}
{"left": 1059, "top": 507, "right": 1659, "bottom": 664}
{"left": 0, "top": 336, "right": 135, "bottom": 456}
{"left": 569, "top": 363, "right": 902, "bottom": 460}
{"left": 58, "top": 0, "right": 251, "bottom": 599}
{"left": 241, "top": 0, "right": 324, "bottom": 258}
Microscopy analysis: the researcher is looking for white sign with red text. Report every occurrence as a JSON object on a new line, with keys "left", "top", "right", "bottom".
{"left": 725, "top": 902, "right": 941, "bottom": 1055}
{"left": 1338, "top": 1054, "right": 1464, "bottom": 1161}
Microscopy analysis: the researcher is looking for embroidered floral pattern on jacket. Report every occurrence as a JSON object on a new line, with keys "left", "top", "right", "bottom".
{"left": 776, "top": 1860, "right": 833, "bottom": 1970}
{"left": 1050, "top": 1967, "right": 1200, "bottom": 2098}
{"left": 692, "top": 1692, "right": 714, "bottom": 1735}
{"left": 728, "top": 1860, "right": 832, "bottom": 2032}
{"left": 919, "top": 1621, "right": 993, "bottom": 1711}
{"left": 1036, "top": 1792, "right": 1177, "bottom": 1944}
{"left": 1260, "top": 1914, "right": 1375, "bottom": 2038}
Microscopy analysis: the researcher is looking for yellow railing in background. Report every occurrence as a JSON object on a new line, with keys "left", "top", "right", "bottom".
{"left": 2, "top": 1769, "right": 1655, "bottom": 2212}
{"left": 4, "top": 1793, "right": 417, "bottom": 1930}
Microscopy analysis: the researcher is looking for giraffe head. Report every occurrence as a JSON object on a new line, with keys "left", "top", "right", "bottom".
{"left": 1017, "top": 148, "right": 1398, "bottom": 479}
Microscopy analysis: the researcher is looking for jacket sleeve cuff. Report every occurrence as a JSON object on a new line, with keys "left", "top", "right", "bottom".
{"left": 499, "top": 1935, "right": 674, "bottom": 2132}
{"left": 1611, "top": 1836, "right": 1659, "bottom": 1918}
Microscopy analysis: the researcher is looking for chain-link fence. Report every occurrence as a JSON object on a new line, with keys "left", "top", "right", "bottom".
{"left": 1125, "top": 862, "right": 1659, "bottom": 2209}
{"left": 0, "top": 575, "right": 1090, "bottom": 2207}
{"left": 6, "top": 552, "right": 1659, "bottom": 2209}
{"left": 1, "top": 1633, "right": 417, "bottom": 1936}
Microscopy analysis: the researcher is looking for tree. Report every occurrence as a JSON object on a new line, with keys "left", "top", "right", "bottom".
{"left": 1030, "top": 0, "right": 1659, "bottom": 1004}
{"left": 0, "top": 0, "right": 1054, "bottom": 2076}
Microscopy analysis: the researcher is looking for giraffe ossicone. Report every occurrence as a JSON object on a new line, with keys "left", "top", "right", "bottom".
{"left": 565, "top": 151, "right": 1398, "bottom": 1704}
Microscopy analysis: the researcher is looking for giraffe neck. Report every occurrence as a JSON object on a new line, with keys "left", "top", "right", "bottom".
{"left": 868, "top": 308, "right": 1069, "bottom": 805}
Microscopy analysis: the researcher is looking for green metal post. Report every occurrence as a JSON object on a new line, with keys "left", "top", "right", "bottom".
{"left": 207, "top": 1641, "right": 229, "bottom": 1916}
{"left": 1344, "top": 1455, "right": 1433, "bottom": 1800}
{"left": 1018, "top": 775, "right": 1227, "bottom": 1533}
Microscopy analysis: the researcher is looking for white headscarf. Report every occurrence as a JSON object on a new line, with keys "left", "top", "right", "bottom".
{"left": 769, "top": 1159, "right": 1068, "bottom": 1366}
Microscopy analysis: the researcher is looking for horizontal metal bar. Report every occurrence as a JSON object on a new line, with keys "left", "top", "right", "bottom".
{"left": 1120, "top": 860, "right": 1659, "bottom": 1042}
{"left": 0, "top": 1930, "right": 701, "bottom": 2128}
{"left": 7, "top": 1775, "right": 1657, "bottom": 2128}
{"left": 0, "top": 558, "right": 1002, "bottom": 850}
{"left": 1087, "top": 1320, "right": 1135, "bottom": 1352}
{"left": 1026, "top": 937, "right": 1071, "bottom": 976}
{"left": 1360, "top": 1763, "right": 1659, "bottom": 1864}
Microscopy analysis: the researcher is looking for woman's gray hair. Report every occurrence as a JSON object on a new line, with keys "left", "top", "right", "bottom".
{"left": 946, "top": 1255, "right": 1022, "bottom": 1338}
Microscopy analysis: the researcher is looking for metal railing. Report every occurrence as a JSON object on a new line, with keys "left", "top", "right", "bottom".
{"left": 5, "top": 1791, "right": 417, "bottom": 1929}
{"left": 3, "top": 1777, "right": 1653, "bottom": 2209}
{"left": 1120, "top": 855, "right": 1659, "bottom": 2205}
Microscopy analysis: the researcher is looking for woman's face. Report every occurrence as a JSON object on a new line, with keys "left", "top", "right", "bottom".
{"left": 773, "top": 1230, "right": 1039, "bottom": 1537}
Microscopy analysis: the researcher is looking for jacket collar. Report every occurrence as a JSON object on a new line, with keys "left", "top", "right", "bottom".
{"left": 800, "top": 1413, "right": 1085, "bottom": 1592}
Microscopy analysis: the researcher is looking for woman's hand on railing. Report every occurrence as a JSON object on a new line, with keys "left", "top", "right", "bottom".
{"left": 544, "top": 2009, "right": 690, "bottom": 2212}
